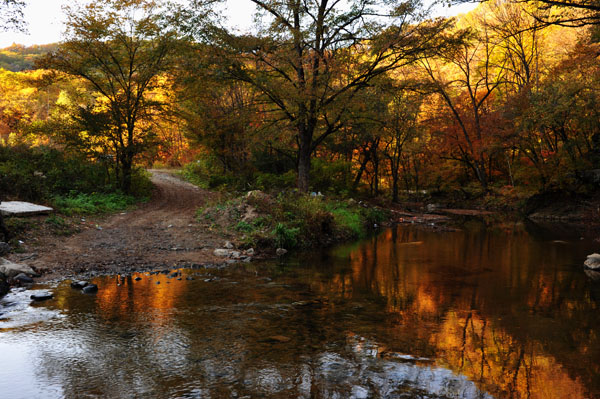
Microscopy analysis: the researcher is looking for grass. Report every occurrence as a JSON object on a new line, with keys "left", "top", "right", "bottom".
{"left": 52, "top": 192, "right": 142, "bottom": 215}
{"left": 330, "top": 207, "right": 363, "bottom": 237}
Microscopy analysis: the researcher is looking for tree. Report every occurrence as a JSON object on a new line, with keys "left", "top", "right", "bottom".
{"left": 380, "top": 89, "right": 422, "bottom": 202}
{"left": 210, "top": 0, "right": 455, "bottom": 191}
{"left": 42, "top": 0, "right": 182, "bottom": 192}
{"left": 1, "top": 0, "right": 26, "bottom": 32}
{"left": 421, "top": 11, "right": 508, "bottom": 190}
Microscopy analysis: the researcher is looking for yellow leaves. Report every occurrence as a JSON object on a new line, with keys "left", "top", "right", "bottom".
{"left": 55, "top": 90, "right": 71, "bottom": 107}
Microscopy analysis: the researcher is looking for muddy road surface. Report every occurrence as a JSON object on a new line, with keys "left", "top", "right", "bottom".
{"left": 23, "top": 170, "right": 226, "bottom": 279}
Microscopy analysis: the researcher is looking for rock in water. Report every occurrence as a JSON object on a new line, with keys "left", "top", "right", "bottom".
{"left": 14, "top": 273, "right": 33, "bottom": 284}
{"left": 276, "top": 248, "right": 288, "bottom": 256}
{"left": 82, "top": 284, "right": 98, "bottom": 294}
{"left": 70, "top": 280, "right": 89, "bottom": 289}
{"left": 584, "top": 253, "right": 600, "bottom": 270}
{"left": 585, "top": 269, "right": 600, "bottom": 281}
{"left": 30, "top": 292, "right": 53, "bottom": 301}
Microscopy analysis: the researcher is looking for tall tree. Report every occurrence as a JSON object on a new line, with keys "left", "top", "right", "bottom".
{"left": 210, "top": 0, "right": 455, "bottom": 191}
{"left": 42, "top": 0, "right": 184, "bottom": 192}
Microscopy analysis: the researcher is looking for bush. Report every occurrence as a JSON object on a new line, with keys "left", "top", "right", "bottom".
{"left": 0, "top": 144, "right": 151, "bottom": 202}
{"left": 273, "top": 222, "right": 300, "bottom": 248}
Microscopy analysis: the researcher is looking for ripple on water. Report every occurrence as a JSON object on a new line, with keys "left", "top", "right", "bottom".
{"left": 0, "top": 288, "right": 63, "bottom": 330}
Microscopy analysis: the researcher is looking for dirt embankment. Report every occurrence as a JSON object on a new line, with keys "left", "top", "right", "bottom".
{"left": 11, "top": 170, "right": 231, "bottom": 280}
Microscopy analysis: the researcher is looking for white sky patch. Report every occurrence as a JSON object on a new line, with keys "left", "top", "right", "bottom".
{"left": 0, "top": 0, "right": 477, "bottom": 48}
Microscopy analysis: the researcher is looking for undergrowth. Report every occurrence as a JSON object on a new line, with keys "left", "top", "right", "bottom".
{"left": 198, "top": 191, "right": 388, "bottom": 251}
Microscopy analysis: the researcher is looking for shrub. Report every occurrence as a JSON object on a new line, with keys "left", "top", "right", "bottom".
{"left": 0, "top": 144, "right": 151, "bottom": 202}
{"left": 273, "top": 222, "right": 300, "bottom": 249}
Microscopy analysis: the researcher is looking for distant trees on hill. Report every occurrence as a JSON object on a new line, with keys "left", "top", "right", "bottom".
{"left": 0, "top": 44, "right": 57, "bottom": 71}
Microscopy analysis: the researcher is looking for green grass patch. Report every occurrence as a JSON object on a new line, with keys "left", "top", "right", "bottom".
{"left": 330, "top": 207, "right": 363, "bottom": 237}
{"left": 52, "top": 192, "right": 141, "bottom": 215}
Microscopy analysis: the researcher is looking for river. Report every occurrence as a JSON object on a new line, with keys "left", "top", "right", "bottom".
{"left": 1, "top": 220, "right": 599, "bottom": 398}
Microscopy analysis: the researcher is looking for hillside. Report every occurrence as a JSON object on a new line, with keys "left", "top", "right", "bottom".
{"left": 0, "top": 43, "right": 57, "bottom": 71}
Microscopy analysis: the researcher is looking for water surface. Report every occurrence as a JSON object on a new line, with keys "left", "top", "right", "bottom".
{"left": 1, "top": 221, "right": 599, "bottom": 398}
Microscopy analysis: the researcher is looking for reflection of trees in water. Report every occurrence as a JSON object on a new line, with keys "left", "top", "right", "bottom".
{"left": 319, "top": 225, "right": 600, "bottom": 399}
{"left": 29, "top": 272, "right": 494, "bottom": 399}
{"left": 22, "top": 225, "right": 600, "bottom": 398}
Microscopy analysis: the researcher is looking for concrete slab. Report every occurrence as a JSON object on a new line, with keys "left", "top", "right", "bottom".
{"left": 0, "top": 201, "right": 53, "bottom": 216}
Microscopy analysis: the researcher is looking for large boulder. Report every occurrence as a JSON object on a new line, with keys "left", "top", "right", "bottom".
{"left": 0, "top": 258, "right": 36, "bottom": 278}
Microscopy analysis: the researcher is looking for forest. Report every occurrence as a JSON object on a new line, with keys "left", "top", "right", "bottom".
{"left": 1, "top": 0, "right": 600, "bottom": 217}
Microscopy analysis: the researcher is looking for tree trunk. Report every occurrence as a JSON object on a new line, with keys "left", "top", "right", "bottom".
{"left": 353, "top": 149, "right": 371, "bottom": 190}
{"left": 474, "top": 160, "right": 488, "bottom": 190}
{"left": 296, "top": 123, "right": 313, "bottom": 192}
{"left": 297, "top": 140, "right": 311, "bottom": 192}
{"left": 121, "top": 151, "right": 134, "bottom": 194}
{"left": 392, "top": 168, "right": 400, "bottom": 203}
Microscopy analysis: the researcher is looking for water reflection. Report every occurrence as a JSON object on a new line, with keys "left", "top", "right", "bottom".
{"left": 307, "top": 223, "right": 600, "bottom": 399}
{"left": 0, "top": 222, "right": 598, "bottom": 398}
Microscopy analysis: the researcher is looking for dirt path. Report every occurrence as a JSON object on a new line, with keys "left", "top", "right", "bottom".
{"left": 25, "top": 170, "right": 227, "bottom": 279}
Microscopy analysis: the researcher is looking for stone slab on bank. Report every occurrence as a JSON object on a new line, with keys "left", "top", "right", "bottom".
{"left": 0, "top": 201, "right": 53, "bottom": 216}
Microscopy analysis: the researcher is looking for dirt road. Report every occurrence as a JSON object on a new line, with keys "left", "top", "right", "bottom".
{"left": 25, "top": 170, "right": 227, "bottom": 279}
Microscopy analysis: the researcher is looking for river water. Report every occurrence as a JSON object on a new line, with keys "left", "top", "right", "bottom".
{"left": 1, "top": 221, "right": 599, "bottom": 399}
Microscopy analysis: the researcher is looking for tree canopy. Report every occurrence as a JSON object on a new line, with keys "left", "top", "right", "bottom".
{"left": 203, "top": 0, "right": 459, "bottom": 191}
{"left": 1, "top": 0, "right": 599, "bottom": 206}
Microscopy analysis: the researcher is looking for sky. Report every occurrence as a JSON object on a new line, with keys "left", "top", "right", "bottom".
{"left": 0, "top": 0, "right": 476, "bottom": 48}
